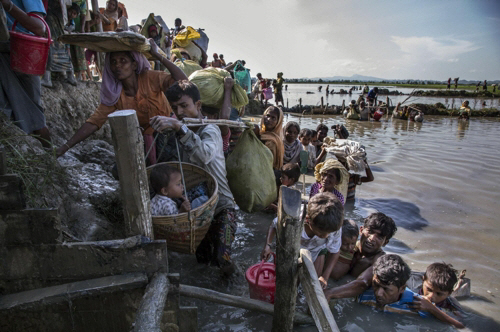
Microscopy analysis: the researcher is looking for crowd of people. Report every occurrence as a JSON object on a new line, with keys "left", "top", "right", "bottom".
{"left": 1, "top": 0, "right": 466, "bottom": 328}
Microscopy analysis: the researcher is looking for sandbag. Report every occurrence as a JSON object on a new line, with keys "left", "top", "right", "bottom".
{"left": 189, "top": 67, "right": 249, "bottom": 109}
{"left": 234, "top": 62, "right": 251, "bottom": 93}
{"left": 226, "top": 129, "right": 277, "bottom": 213}
{"left": 325, "top": 139, "right": 367, "bottom": 173}
{"left": 173, "top": 26, "right": 200, "bottom": 48}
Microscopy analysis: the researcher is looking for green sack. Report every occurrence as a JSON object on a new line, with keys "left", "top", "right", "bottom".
{"left": 189, "top": 67, "right": 249, "bottom": 109}
{"left": 226, "top": 129, "right": 277, "bottom": 213}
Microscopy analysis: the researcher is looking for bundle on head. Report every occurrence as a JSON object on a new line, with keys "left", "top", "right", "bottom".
{"left": 188, "top": 67, "right": 249, "bottom": 109}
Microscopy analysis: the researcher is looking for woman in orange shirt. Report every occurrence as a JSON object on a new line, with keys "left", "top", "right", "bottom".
{"left": 56, "top": 40, "right": 188, "bottom": 164}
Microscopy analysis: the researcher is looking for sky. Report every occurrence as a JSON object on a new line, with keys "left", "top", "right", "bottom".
{"left": 122, "top": 0, "right": 500, "bottom": 81}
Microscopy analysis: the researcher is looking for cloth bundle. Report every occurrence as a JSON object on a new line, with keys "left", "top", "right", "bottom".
{"left": 325, "top": 139, "right": 367, "bottom": 173}
{"left": 189, "top": 67, "right": 248, "bottom": 109}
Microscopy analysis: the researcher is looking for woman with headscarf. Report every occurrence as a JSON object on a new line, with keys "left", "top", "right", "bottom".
{"left": 56, "top": 40, "right": 188, "bottom": 164}
{"left": 116, "top": 2, "right": 128, "bottom": 32}
{"left": 459, "top": 100, "right": 471, "bottom": 120}
{"left": 98, "top": 0, "right": 118, "bottom": 32}
{"left": 256, "top": 106, "right": 284, "bottom": 170}
{"left": 283, "top": 121, "right": 301, "bottom": 164}
{"left": 309, "top": 158, "right": 349, "bottom": 205}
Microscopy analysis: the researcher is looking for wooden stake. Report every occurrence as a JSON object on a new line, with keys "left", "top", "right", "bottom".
{"left": 108, "top": 110, "right": 153, "bottom": 239}
{"left": 287, "top": 98, "right": 289, "bottom": 109}
{"left": 299, "top": 98, "right": 302, "bottom": 111}
{"left": 272, "top": 186, "right": 303, "bottom": 332}
{"left": 321, "top": 96, "right": 324, "bottom": 108}
{"left": 134, "top": 273, "right": 170, "bottom": 332}
{"left": 299, "top": 249, "right": 340, "bottom": 332}
{"left": 179, "top": 284, "right": 314, "bottom": 325}
{"left": 341, "top": 100, "right": 345, "bottom": 111}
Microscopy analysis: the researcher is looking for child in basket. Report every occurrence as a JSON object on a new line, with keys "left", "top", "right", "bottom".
{"left": 150, "top": 164, "right": 191, "bottom": 216}
{"left": 261, "top": 192, "right": 344, "bottom": 288}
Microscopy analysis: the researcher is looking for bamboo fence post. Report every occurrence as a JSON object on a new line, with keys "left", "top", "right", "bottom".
{"left": 299, "top": 249, "right": 340, "bottom": 332}
{"left": 272, "top": 186, "right": 303, "bottom": 332}
{"left": 108, "top": 110, "right": 154, "bottom": 239}
{"left": 287, "top": 99, "right": 289, "bottom": 109}
{"left": 299, "top": 98, "right": 302, "bottom": 111}
{"left": 321, "top": 96, "right": 324, "bottom": 108}
{"left": 341, "top": 100, "right": 345, "bottom": 112}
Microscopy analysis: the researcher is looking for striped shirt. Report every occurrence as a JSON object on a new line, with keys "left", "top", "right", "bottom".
{"left": 357, "top": 287, "right": 430, "bottom": 318}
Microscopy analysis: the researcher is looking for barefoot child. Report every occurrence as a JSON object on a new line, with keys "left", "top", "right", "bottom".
{"left": 261, "top": 192, "right": 344, "bottom": 288}
{"left": 411, "top": 263, "right": 465, "bottom": 329}
{"left": 266, "top": 163, "right": 300, "bottom": 213}
{"left": 150, "top": 164, "right": 191, "bottom": 215}
{"left": 331, "top": 219, "right": 359, "bottom": 280}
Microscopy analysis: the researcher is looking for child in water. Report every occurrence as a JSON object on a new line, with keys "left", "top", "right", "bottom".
{"left": 150, "top": 164, "right": 191, "bottom": 216}
{"left": 412, "top": 263, "right": 465, "bottom": 329}
{"left": 266, "top": 163, "right": 300, "bottom": 213}
{"left": 261, "top": 192, "right": 344, "bottom": 288}
{"left": 331, "top": 219, "right": 359, "bottom": 280}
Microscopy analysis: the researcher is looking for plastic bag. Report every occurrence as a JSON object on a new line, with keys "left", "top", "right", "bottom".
{"left": 173, "top": 26, "right": 201, "bottom": 48}
{"left": 189, "top": 67, "right": 249, "bottom": 109}
{"left": 234, "top": 62, "right": 251, "bottom": 93}
{"left": 226, "top": 129, "right": 277, "bottom": 212}
{"left": 263, "top": 87, "right": 273, "bottom": 100}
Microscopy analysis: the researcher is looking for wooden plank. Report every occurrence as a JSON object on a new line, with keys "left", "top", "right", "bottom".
{"left": 0, "top": 174, "right": 25, "bottom": 210}
{"left": 298, "top": 249, "right": 340, "bottom": 332}
{"left": 0, "top": 240, "right": 168, "bottom": 294}
{"left": 272, "top": 186, "right": 303, "bottom": 332}
{"left": 134, "top": 273, "right": 170, "bottom": 332}
{"left": 0, "top": 273, "right": 148, "bottom": 310}
{"left": 108, "top": 110, "right": 153, "bottom": 239}
{"left": 178, "top": 284, "right": 313, "bottom": 326}
{"left": 0, "top": 209, "right": 61, "bottom": 246}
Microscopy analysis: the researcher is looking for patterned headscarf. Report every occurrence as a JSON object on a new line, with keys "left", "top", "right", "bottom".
{"left": 314, "top": 158, "right": 349, "bottom": 199}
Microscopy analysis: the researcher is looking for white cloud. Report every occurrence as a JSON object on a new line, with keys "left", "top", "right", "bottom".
{"left": 391, "top": 36, "right": 480, "bottom": 61}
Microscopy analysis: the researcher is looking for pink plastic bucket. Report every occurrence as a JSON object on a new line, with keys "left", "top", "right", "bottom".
{"left": 10, "top": 13, "right": 51, "bottom": 75}
{"left": 245, "top": 253, "right": 276, "bottom": 303}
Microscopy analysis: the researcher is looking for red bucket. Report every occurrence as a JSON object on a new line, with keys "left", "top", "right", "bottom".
{"left": 9, "top": 13, "right": 51, "bottom": 75}
{"left": 245, "top": 253, "right": 276, "bottom": 304}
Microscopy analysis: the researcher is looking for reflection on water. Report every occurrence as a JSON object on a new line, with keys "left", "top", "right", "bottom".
{"left": 172, "top": 115, "right": 500, "bottom": 331}
{"left": 283, "top": 84, "right": 500, "bottom": 110}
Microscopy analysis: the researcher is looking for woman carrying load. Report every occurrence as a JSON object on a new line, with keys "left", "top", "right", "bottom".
{"left": 97, "top": 0, "right": 118, "bottom": 32}
{"left": 56, "top": 40, "right": 188, "bottom": 163}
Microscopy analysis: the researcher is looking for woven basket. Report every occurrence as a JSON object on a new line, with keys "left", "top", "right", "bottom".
{"left": 147, "top": 162, "right": 219, "bottom": 254}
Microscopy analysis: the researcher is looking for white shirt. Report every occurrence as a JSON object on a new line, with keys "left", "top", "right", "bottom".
{"left": 150, "top": 195, "right": 178, "bottom": 216}
{"left": 179, "top": 124, "right": 235, "bottom": 213}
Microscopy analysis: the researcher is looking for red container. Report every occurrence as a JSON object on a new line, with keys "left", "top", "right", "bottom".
{"left": 10, "top": 13, "right": 51, "bottom": 75}
{"left": 245, "top": 254, "right": 276, "bottom": 304}
{"left": 373, "top": 110, "right": 384, "bottom": 121}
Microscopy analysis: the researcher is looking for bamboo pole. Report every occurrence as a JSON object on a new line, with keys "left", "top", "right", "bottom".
{"left": 321, "top": 96, "right": 324, "bottom": 108}
{"left": 272, "top": 186, "right": 303, "bottom": 332}
{"left": 299, "top": 249, "right": 340, "bottom": 332}
{"left": 341, "top": 100, "right": 345, "bottom": 112}
{"left": 299, "top": 98, "right": 302, "bottom": 111}
{"left": 181, "top": 118, "right": 248, "bottom": 128}
{"left": 108, "top": 110, "right": 153, "bottom": 239}
{"left": 178, "top": 284, "right": 314, "bottom": 325}
{"left": 134, "top": 273, "right": 169, "bottom": 332}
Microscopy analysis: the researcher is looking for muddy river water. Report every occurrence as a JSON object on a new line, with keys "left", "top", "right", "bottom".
{"left": 170, "top": 114, "right": 500, "bottom": 331}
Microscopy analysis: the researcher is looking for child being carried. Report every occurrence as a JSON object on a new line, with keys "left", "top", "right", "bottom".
{"left": 150, "top": 164, "right": 191, "bottom": 216}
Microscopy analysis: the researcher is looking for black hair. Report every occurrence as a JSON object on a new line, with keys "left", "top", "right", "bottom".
{"left": 281, "top": 163, "right": 300, "bottom": 183}
{"left": 424, "top": 263, "right": 458, "bottom": 293}
{"left": 299, "top": 128, "right": 312, "bottom": 138}
{"left": 257, "top": 73, "right": 262, "bottom": 77}
{"left": 201, "top": 105, "right": 220, "bottom": 116}
{"left": 175, "top": 18, "right": 182, "bottom": 23}
{"left": 316, "top": 123, "right": 328, "bottom": 133}
{"left": 363, "top": 212, "right": 397, "bottom": 241}
{"left": 284, "top": 121, "right": 300, "bottom": 134}
{"left": 165, "top": 80, "right": 201, "bottom": 104}
{"left": 311, "top": 130, "right": 317, "bottom": 138}
{"left": 374, "top": 87, "right": 379, "bottom": 92}
{"left": 307, "top": 192, "right": 344, "bottom": 233}
{"left": 373, "top": 254, "right": 411, "bottom": 289}
{"left": 70, "top": 3, "right": 81, "bottom": 15}
{"left": 219, "top": 54, "right": 224, "bottom": 58}
{"left": 150, "top": 164, "right": 180, "bottom": 195}
{"left": 342, "top": 219, "right": 359, "bottom": 240}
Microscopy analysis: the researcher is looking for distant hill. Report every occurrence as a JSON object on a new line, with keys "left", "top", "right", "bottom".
{"left": 308, "top": 74, "right": 386, "bottom": 82}
{"left": 292, "top": 74, "right": 500, "bottom": 85}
